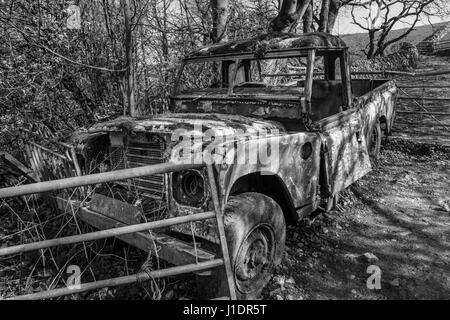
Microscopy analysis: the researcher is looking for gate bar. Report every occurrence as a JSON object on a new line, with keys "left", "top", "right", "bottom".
{"left": 398, "top": 96, "right": 450, "bottom": 101}
{"left": 0, "top": 162, "right": 204, "bottom": 199}
{"left": 397, "top": 111, "right": 450, "bottom": 116}
{"left": 6, "top": 259, "right": 224, "bottom": 300}
{"left": 206, "top": 165, "right": 237, "bottom": 300}
{"left": 398, "top": 84, "right": 450, "bottom": 88}
{"left": 353, "top": 69, "right": 450, "bottom": 77}
{"left": 0, "top": 211, "right": 215, "bottom": 257}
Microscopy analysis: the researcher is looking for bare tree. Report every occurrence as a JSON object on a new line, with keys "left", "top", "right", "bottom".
{"left": 349, "top": 0, "right": 437, "bottom": 58}
{"left": 425, "top": 0, "right": 450, "bottom": 17}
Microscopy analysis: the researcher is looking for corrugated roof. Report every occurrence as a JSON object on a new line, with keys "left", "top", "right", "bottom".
{"left": 187, "top": 32, "right": 347, "bottom": 59}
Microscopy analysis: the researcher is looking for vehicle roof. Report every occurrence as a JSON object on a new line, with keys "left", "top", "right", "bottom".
{"left": 186, "top": 32, "right": 347, "bottom": 60}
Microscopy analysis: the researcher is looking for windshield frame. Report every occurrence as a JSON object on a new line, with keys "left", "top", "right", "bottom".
{"left": 171, "top": 47, "right": 351, "bottom": 112}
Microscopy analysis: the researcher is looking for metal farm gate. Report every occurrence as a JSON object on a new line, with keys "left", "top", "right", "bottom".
{"left": 354, "top": 69, "right": 450, "bottom": 146}
{"left": 0, "top": 162, "right": 237, "bottom": 300}
{"left": 417, "top": 39, "right": 450, "bottom": 56}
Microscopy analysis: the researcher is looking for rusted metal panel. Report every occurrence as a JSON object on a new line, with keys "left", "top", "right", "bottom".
{"left": 87, "top": 112, "right": 292, "bottom": 135}
{"left": 22, "top": 140, "right": 83, "bottom": 197}
{"left": 77, "top": 205, "right": 216, "bottom": 265}
{"left": 217, "top": 132, "right": 322, "bottom": 209}
{"left": 320, "top": 111, "right": 372, "bottom": 195}
{"left": 355, "top": 80, "right": 397, "bottom": 137}
{"left": 86, "top": 193, "right": 143, "bottom": 225}
{"left": 0, "top": 152, "right": 38, "bottom": 184}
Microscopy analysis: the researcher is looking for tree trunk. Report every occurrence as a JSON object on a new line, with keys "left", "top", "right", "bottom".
{"left": 319, "top": 0, "right": 330, "bottom": 32}
{"left": 327, "top": 0, "right": 342, "bottom": 33}
{"left": 122, "top": 0, "right": 136, "bottom": 117}
{"left": 367, "top": 29, "right": 376, "bottom": 59}
{"left": 61, "top": 74, "right": 97, "bottom": 124}
{"left": 269, "top": 0, "right": 310, "bottom": 33}
{"left": 210, "top": 0, "right": 229, "bottom": 43}
{"left": 303, "top": 0, "right": 313, "bottom": 33}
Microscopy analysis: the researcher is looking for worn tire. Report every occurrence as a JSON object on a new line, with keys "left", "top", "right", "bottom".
{"left": 367, "top": 120, "right": 381, "bottom": 162}
{"left": 222, "top": 192, "right": 286, "bottom": 299}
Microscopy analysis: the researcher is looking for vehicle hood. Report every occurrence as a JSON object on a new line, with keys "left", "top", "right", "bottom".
{"left": 88, "top": 113, "right": 286, "bottom": 137}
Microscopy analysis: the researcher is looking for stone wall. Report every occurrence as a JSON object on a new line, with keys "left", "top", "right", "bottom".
{"left": 351, "top": 42, "right": 419, "bottom": 73}
{"left": 423, "top": 22, "right": 450, "bottom": 43}
{"left": 417, "top": 22, "right": 450, "bottom": 55}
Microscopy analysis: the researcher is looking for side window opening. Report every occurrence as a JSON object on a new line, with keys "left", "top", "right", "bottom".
{"left": 231, "top": 57, "right": 311, "bottom": 98}
{"left": 309, "top": 54, "right": 348, "bottom": 121}
{"left": 178, "top": 61, "right": 226, "bottom": 94}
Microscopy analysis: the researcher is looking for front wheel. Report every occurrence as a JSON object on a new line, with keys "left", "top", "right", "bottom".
{"left": 222, "top": 192, "right": 286, "bottom": 299}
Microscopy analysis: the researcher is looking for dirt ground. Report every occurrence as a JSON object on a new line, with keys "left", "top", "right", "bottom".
{"left": 264, "top": 138, "right": 449, "bottom": 300}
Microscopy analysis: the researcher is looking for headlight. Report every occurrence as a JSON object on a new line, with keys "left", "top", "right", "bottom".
{"left": 172, "top": 170, "right": 206, "bottom": 206}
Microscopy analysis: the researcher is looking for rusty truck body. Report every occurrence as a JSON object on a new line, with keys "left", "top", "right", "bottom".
{"left": 0, "top": 32, "right": 397, "bottom": 299}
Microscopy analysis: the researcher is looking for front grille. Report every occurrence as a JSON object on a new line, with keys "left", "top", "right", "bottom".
{"left": 127, "top": 140, "right": 165, "bottom": 200}
{"left": 110, "top": 134, "right": 166, "bottom": 215}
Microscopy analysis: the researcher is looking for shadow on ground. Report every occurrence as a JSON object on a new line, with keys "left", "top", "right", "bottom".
{"left": 264, "top": 138, "right": 450, "bottom": 300}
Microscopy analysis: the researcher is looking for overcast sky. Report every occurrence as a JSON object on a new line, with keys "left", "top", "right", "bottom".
{"left": 334, "top": 4, "right": 450, "bottom": 35}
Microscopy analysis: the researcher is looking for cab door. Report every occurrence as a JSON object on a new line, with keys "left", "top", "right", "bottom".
{"left": 313, "top": 49, "right": 371, "bottom": 196}
{"left": 318, "top": 108, "right": 372, "bottom": 196}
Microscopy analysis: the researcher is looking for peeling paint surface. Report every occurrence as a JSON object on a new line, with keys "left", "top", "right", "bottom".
{"left": 188, "top": 32, "right": 347, "bottom": 58}
{"left": 88, "top": 113, "right": 286, "bottom": 136}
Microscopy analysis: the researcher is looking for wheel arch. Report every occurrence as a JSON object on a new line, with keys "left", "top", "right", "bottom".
{"left": 227, "top": 172, "right": 298, "bottom": 224}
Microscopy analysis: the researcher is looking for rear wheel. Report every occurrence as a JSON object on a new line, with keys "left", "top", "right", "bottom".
{"left": 222, "top": 192, "right": 286, "bottom": 299}
{"left": 367, "top": 120, "right": 382, "bottom": 162}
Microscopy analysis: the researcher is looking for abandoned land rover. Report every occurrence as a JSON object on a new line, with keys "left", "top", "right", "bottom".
{"left": 0, "top": 32, "right": 397, "bottom": 299}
